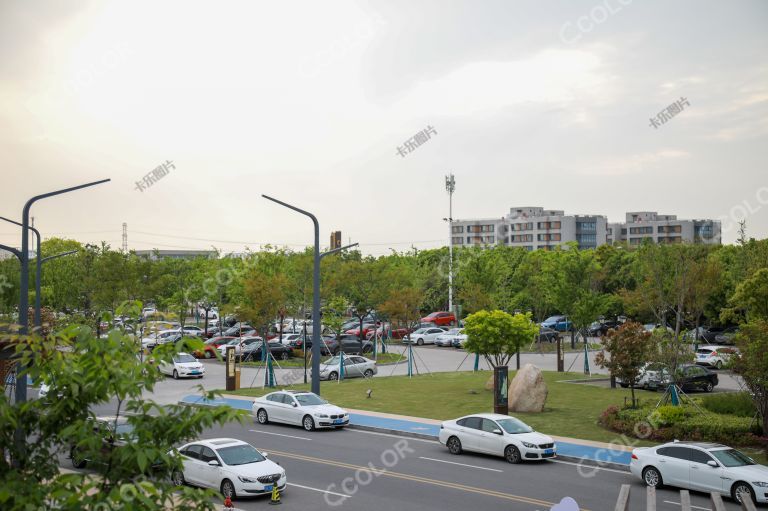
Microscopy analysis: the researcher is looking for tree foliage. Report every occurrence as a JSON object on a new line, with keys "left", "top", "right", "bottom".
{"left": 595, "top": 322, "right": 654, "bottom": 407}
{"left": 463, "top": 310, "right": 538, "bottom": 368}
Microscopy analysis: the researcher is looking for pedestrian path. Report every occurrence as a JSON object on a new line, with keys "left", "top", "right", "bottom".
{"left": 180, "top": 394, "right": 633, "bottom": 467}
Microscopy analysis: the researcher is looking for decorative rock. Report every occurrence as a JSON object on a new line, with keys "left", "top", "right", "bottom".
{"left": 485, "top": 374, "right": 494, "bottom": 390}
{"left": 507, "top": 363, "right": 548, "bottom": 412}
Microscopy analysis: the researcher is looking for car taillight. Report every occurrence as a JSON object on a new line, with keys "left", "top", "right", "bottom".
{"left": 711, "top": 351, "right": 717, "bottom": 356}
{"left": 631, "top": 453, "right": 638, "bottom": 460}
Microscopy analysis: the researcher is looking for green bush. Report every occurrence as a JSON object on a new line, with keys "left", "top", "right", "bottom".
{"left": 701, "top": 392, "right": 757, "bottom": 418}
{"left": 651, "top": 405, "right": 693, "bottom": 426}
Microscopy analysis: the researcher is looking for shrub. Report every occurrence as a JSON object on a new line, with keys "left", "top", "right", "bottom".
{"left": 651, "top": 405, "right": 693, "bottom": 426}
{"left": 701, "top": 392, "right": 757, "bottom": 418}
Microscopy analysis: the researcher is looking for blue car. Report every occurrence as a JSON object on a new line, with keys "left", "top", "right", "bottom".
{"left": 540, "top": 315, "right": 573, "bottom": 332}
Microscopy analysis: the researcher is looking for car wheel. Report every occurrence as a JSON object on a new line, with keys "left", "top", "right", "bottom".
{"left": 504, "top": 445, "right": 522, "bottom": 464}
{"left": 303, "top": 415, "right": 315, "bottom": 431}
{"left": 732, "top": 482, "right": 755, "bottom": 505}
{"left": 171, "top": 470, "right": 185, "bottom": 486}
{"left": 204, "top": 351, "right": 212, "bottom": 359}
{"left": 642, "top": 467, "right": 663, "bottom": 488}
{"left": 70, "top": 448, "right": 86, "bottom": 469}
{"left": 705, "top": 382, "right": 714, "bottom": 392}
{"left": 364, "top": 369, "right": 374, "bottom": 378}
{"left": 328, "top": 371, "right": 338, "bottom": 381}
{"left": 362, "top": 346, "right": 372, "bottom": 354}
{"left": 221, "top": 479, "right": 236, "bottom": 500}
{"left": 619, "top": 383, "right": 629, "bottom": 388}
{"left": 447, "top": 436, "right": 462, "bottom": 455}
{"left": 173, "top": 370, "right": 179, "bottom": 380}
{"left": 280, "top": 351, "right": 290, "bottom": 360}
{"left": 417, "top": 339, "right": 424, "bottom": 346}
{"left": 257, "top": 408, "right": 269, "bottom": 424}
{"left": 715, "top": 360, "right": 723, "bottom": 370}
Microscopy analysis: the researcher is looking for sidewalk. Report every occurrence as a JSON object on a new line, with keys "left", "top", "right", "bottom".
{"left": 179, "top": 394, "right": 633, "bottom": 470}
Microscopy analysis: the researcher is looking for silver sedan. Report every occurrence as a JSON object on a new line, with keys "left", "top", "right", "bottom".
{"left": 316, "top": 355, "right": 377, "bottom": 380}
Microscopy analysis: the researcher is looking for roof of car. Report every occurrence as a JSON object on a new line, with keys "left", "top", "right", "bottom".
{"left": 194, "top": 438, "right": 245, "bottom": 448}
{"left": 460, "top": 413, "right": 517, "bottom": 421}
{"left": 94, "top": 415, "right": 130, "bottom": 424}
{"left": 667, "top": 441, "right": 727, "bottom": 449}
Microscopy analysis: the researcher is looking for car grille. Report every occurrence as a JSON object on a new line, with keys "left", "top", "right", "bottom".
{"left": 330, "top": 414, "right": 343, "bottom": 419}
{"left": 539, "top": 443, "right": 554, "bottom": 449}
{"left": 257, "top": 474, "right": 281, "bottom": 484}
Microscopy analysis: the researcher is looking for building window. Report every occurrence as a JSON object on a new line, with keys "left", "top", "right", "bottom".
{"left": 658, "top": 225, "right": 682, "bottom": 234}
{"left": 452, "top": 237, "right": 463, "bottom": 245}
{"left": 577, "top": 234, "right": 597, "bottom": 247}
{"left": 607, "top": 228, "right": 612, "bottom": 234}
{"left": 524, "top": 246, "right": 533, "bottom": 251}
{"left": 537, "top": 233, "right": 561, "bottom": 242}
{"left": 630, "top": 226, "right": 653, "bottom": 235}
{"left": 629, "top": 238, "right": 642, "bottom": 245}
{"left": 577, "top": 222, "right": 596, "bottom": 231}
{"left": 537, "top": 221, "right": 562, "bottom": 230}
{"left": 695, "top": 224, "right": 713, "bottom": 239}
{"left": 451, "top": 226, "right": 464, "bottom": 234}
{"left": 621, "top": 228, "right": 627, "bottom": 235}
{"left": 485, "top": 235, "right": 495, "bottom": 243}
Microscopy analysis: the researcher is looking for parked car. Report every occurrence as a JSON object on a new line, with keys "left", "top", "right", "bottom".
{"left": 695, "top": 345, "right": 738, "bottom": 369}
{"left": 193, "top": 336, "right": 236, "bottom": 358}
{"left": 316, "top": 354, "right": 377, "bottom": 381}
{"left": 404, "top": 327, "right": 446, "bottom": 345}
{"left": 452, "top": 331, "right": 468, "bottom": 348}
{"left": 217, "top": 337, "right": 263, "bottom": 357}
{"left": 438, "top": 413, "right": 556, "bottom": 463}
{"left": 70, "top": 415, "right": 163, "bottom": 472}
{"left": 536, "top": 327, "right": 560, "bottom": 343}
{"left": 344, "top": 323, "right": 377, "bottom": 338}
{"left": 435, "top": 328, "right": 463, "bottom": 347}
{"left": 699, "top": 326, "right": 728, "bottom": 344}
{"left": 157, "top": 353, "right": 205, "bottom": 379}
{"left": 646, "top": 364, "right": 719, "bottom": 392}
{"left": 222, "top": 323, "right": 253, "bottom": 337}
{"left": 172, "top": 438, "right": 286, "bottom": 500}
{"left": 203, "top": 326, "right": 227, "bottom": 338}
{"left": 714, "top": 327, "right": 739, "bottom": 345}
{"left": 421, "top": 311, "right": 456, "bottom": 326}
{"left": 253, "top": 390, "right": 349, "bottom": 430}
{"left": 179, "top": 326, "right": 204, "bottom": 337}
{"left": 541, "top": 315, "right": 573, "bottom": 332}
{"left": 630, "top": 441, "right": 768, "bottom": 505}
{"left": 294, "top": 335, "right": 336, "bottom": 355}
{"left": 142, "top": 330, "right": 182, "bottom": 350}
{"left": 643, "top": 323, "right": 674, "bottom": 334}
{"left": 617, "top": 362, "right": 667, "bottom": 389}
{"left": 329, "top": 336, "right": 374, "bottom": 355}
{"left": 239, "top": 340, "right": 294, "bottom": 362}
{"left": 273, "top": 333, "right": 302, "bottom": 346}
{"left": 587, "top": 319, "right": 620, "bottom": 337}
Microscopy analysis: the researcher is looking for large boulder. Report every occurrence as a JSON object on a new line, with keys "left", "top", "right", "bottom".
{"left": 507, "top": 363, "right": 548, "bottom": 413}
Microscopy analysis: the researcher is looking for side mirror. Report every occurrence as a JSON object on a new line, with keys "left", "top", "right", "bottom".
{"left": 493, "top": 429, "right": 503, "bottom": 435}
{"left": 261, "top": 452, "right": 269, "bottom": 458}
{"left": 707, "top": 460, "right": 718, "bottom": 468}
{"left": 208, "top": 460, "right": 220, "bottom": 467}
{"left": 292, "top": 402, "right": 297, "bottom": 407}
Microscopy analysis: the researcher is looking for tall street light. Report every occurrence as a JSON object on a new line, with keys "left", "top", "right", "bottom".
{"left": 0, "top": 217, "right": 42, "bottom": 328}
{"left": 445, "top": 174, "right": 455, "bottom": 316}
{"left": 14, "top": 178, "right": 109, "bottom": 468}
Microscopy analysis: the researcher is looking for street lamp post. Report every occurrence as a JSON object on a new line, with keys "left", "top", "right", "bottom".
{"left": 445, "top": 174, "right": 455, "bottom": 316}
{"left": 13, "top": 179, "right": 109, "bottom": 468}
{"left": 0, "top": 217, "right": 44, "bottom": 328}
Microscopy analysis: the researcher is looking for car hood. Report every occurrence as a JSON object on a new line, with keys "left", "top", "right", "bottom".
{"left": 725, "top": 463, "right": 768, "bottom": 481}
{"left": 225, "top": 458, "right": 283, "bottom": 478}
{"left": 509, "top": 431, "right": 553, "bottom": 445}
{"left": 303, "top": 404, "right": 346, "bottom": 415}
{"left": 175, "top": 361, "right": 203, "bottom": 369}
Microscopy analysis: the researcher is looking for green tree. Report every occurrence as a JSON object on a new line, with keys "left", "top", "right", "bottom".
{"left": 732, "top": 320, "right": 768, "bottom": 437}
{"left": 463, "top": 310, "right": 538, "bottom": 368}
{"left": 726, "top": 268, "right": 768, "bottom": 322}
{"left": 595, "top": 322, "right": 654, "bottom": 407}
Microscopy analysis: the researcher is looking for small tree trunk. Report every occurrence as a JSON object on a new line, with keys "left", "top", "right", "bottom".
{"left": 630, "top": 384, "right": 636, "bottom": 408}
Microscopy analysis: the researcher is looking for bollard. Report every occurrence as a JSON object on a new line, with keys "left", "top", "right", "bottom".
{"left": 269, "top": 484, "right": 282, "bottom": 505}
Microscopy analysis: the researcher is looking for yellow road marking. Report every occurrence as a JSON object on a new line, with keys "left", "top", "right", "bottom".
{"left": 268, "top": 448, "right": 591, "bottom": 510}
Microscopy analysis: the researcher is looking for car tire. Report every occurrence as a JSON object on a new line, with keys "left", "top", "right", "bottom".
{"left": 715, "top": 360, "right": 723, "bottom": 370}
{"left": 221, "top": 479, "right": 236, "bottom": 500}
{"left": 328, "top": 371, "right": 339, "bottom": 381}
{"left": 504, "top": 445, "right": 522, "bottom": 464}
{"left": 364, "top": 369, "right": 374, "bottom": 378}
{"left": 732, "top": 482, "right": 755, "bottom": 505}
{"left": 642, "top": 466, "right": 663, "bottom": 488}
{"left": 447, "top": 436, "right": 462, "bottom": 455}
{"left": 70, "top": 448, "right": 86, "bottom": 469}
{"left": 280, "top": 351, "right": 290, "bottom": 360}
{"left": 619, "top": 383, "right": 629, "bottom": 388}
{"left": 257, "top": 408, "right": 269, "bottom": 424}
{"left": 204, "top": 351, "right": 212, "bottom": 359}
{"left": 171, "top": 470, "right": 185, "bottom": 486}
{"left": 416, "top": 339, "right": 424, "bottom": 346}
{"left": 303, "top": 415, "right": 315, "bottom": 431}
{"left": 173, "top": 370, "right": 179, "bottom": 380}
{"left": 705, "top": 382, "right": 714, "bottom": 392}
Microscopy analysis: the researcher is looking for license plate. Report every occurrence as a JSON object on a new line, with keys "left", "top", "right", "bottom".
{"left": 189, "top": 371, "right": 200, "bottom": 375}
{"left": 264, "top": 485, "right": 273, "bottom": 491}
{"left": 698, "top": 355, "right": 706, "bottom": 358}
{"left": 544, "top": 449, "right": 554, "bottom": 455}
{"left": 333, "top": 419, "right": 344, "bottom": 424}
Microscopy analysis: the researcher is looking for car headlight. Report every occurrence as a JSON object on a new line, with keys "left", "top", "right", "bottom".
{"left": 752, "top": 481, "right": 768, "bottom": 487}
{"left": 521, "top": 441, "right": 537, "bottom": 448}
{"left": 238, "top": 476, "right": 259, "bottom": 483}
{"left": 315, "top": 413, "right": 328, "bottom": 418}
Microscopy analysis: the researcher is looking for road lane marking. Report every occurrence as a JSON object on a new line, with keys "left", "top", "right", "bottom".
{"left": 418, "top": 456, "right": 504, "bottom": 473}
{"left": 267, "top": 448, "right": 591, "bottom": 510}
{"left": 288, "top": 482, "right": 352, "bottom": 499}
{"left": 249, "top": 429, "right": 311, "bottom": 441}
{"left": 548, "top": 459, "right": 629, "bottom": 474}
{"left": 663, "top": 501, "right": 711, "bottom": 511}
{"left": 343, "top": 428, "right": 438, "bottom": 443}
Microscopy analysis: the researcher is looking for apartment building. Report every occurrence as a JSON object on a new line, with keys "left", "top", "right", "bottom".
{"left": 451, "top": 207, "right": 720, "bottom": 250}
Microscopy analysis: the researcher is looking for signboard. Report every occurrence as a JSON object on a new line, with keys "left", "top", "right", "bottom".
{"left": 226, "top": 346, "right": 236, "bottom": 391}
{"left": 493, "top": 366, "right": 508, "bottom": 415}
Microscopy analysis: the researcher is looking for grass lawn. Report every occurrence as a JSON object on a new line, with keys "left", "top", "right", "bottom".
{"left": 240, "top": 352, "right": 404, "bottom": 368}
{"left": 222, "top": 370, "right": 657, "bottom": 444}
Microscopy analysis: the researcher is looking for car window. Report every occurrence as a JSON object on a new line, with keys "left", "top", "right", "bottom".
{"left": 688, "top": 449, "right": 715, "bottom": 465}
{"left": 462, "top": 417, "right": 482, "bottom": 430}
{"left": 182, "top": 444, "right": 203, "bottom": 460}
{"left": 710, "top": 449, "right": 755, "bottom": 467}
{"left": 281, "top": 394, "right": 296, "bottom": 406}
{"left": 199, "top": 447, "right": 217, "bottom": 463}
{"left": 266, "top": 394, "right": 281, "bottom": 402}
{"left": 429, "top": 329, "right": 442, "bottom": 334}
{"left": 660, "top": 446, "right": 693, "bottom": 460}
{"left": 480, "top": 419, "right": 499, "bottom": 433}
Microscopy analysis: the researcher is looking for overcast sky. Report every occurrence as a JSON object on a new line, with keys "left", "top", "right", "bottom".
{"left": 2, "top": 0, "right": 767, "bottom": 256}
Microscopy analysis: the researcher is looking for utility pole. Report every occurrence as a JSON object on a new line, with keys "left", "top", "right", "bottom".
{"left": 445, "top": 174, "right": 455, "bottom": 315}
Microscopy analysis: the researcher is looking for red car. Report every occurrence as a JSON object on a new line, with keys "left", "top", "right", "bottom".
{"left": 193, "top": 336, "right": 236, "bottom": 359}
{"left": 421, "top": 312, "right": 456, "bottom": 326}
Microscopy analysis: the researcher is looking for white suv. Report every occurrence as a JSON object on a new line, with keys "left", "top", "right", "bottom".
{"left": 695, "top": 345, "right": 737, "bottom": 369}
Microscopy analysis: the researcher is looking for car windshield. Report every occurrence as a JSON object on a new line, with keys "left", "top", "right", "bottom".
{"left": 710, "top": 448, "right": 755, "bottom": 467}
{"left": 114, "top": 423, "right": 135, "bottom": 439}
{"left": 696, "top": 349, "right": 713, "bottom": 354}
{"left": 174, "top": 354, "right": 196, "bottom": 363}
{"left": 496, "top": 417, "right": 533, "bottom": 434}
{"left": 295, "top": 394, "right": 328, "bottom": 406}
{"left": 216, "top": 444, "right": 266, "bottom": 466}
{"left": 445, "top": 328, "right": 461, "bottom": 334}
{"left": 413, "top": 328, "right": 428, "bottom": 334}
{"left": 543, "top": 316, "right": 561, "bottom": 323}
{"left": 324, "top": 356, "right": 342, "bottom": 365}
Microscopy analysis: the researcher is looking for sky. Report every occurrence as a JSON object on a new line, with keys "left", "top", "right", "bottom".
{"left": 1, "top": 0, "right": 767, "bottom": 256}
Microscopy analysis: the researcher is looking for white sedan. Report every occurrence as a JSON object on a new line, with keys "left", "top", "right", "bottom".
{"left": 158, "top": 353, "right": 205, "bottom": 379}
{"left": 253, "top": 390, "right": 349, "bottom": 431}
{"left": 435, "top": 328, "right": 463, "bottom": 347}
{"left": 439, "top": 413, "right": 556, "bottom": 463}
{"left": 172, "top": 438, "right": 286, "bottom": 500}
{"left": 404, "top": 327, "right": 446, "bottom": 345}
{"left": 631, "top": 441, "right": 768, "bottom": 505}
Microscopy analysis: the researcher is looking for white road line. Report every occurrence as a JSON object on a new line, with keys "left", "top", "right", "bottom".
{"left": 547, "top": 459, "right": 630, "bottom": 474}
{"left": 418, "top": 456, "right": 504, "bottom": 473}
{"left": 288, "top": 482, "right": 352, "bottom": 499}
{"left": 663, "top": 500, "right": 711, "bottom": 511}
{"left": 343, "top": 427, "right": 439, "bottom": 444}
{"left": 248, "top": 429, "right": 311, "bottom": 441}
